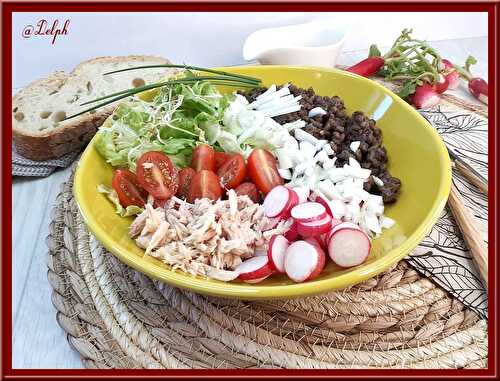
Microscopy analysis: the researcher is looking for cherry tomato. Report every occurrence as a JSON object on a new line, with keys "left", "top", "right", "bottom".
{"left": 188, "top": 170, "right": 222, "bottom": 203}
{"left": 215, "top": 151, "right": 231, "bottom": 170}
{"left": 177, "top": 167, "right": 196, "bottom": 200}
{"left": 217, "top": 154, "right": 246, "bottom": 190}
{"left": 111, "top": 169, "right": 148, "bottom": 208}
{"left": 136, "top": 151, "right": 179, "bottom": 200}
{"left": 247, "top": 148, "right": 283, "bottom": 195}
{"left": 191, "top": 144, "right": 216, "bottom": 172}
{"left": 234, "top": 182, "right": 261, "bottom": 203}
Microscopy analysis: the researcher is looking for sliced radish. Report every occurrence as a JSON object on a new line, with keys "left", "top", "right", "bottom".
{"left": 276, "top": 188, "right": 299, "bottom": 219}
{"left": 235, "top": 256, "right": 274, "bottom": 281}
{"left": 263, "top": 185, "right": 290, "bottom": 218}
{"left": 290, "top": 186, "right": 310, "bottom": 204}
{"left": 290, "top": 202, "right": 326, "bottom": 222}
{"left": 326, "top": 221, "right": 362, "bottom": 245}
{"left": 284, "top": 240, "right": 326, "bottom": 282}
{"left": 312, "top": 193, "right": 337, "bottom": 218}
{"left": 284, "top": 218, "right": 299, "bottom": 241}
{"left": 316, "top": 233, "right": 329, "bottom": 250}
{"left": 267, "top": 235, "right": 290, "bottom": 273}
{"left": 297, "top": 213, "right": 332, "bottom": 238}
{"left": 303, "top": 238, "right": 327, "bottom": 281}
{"left": 328, "top": 224, "right": 371, "bottom": 268}
{"left": 243, "top": 275, "right": 271, "bottom": 283}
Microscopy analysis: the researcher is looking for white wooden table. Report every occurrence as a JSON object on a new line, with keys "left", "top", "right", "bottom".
{"left": 12, "top": 37, "right": 487, "bottom": 369}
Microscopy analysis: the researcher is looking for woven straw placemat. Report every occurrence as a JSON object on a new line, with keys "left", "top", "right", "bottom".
{"left": 46, "top": 173, "right": 488, "bottom": 369}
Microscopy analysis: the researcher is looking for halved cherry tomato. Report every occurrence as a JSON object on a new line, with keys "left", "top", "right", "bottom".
{"left": 217, "top": 154, "right": 246, "bottom": 190}
{"left": 191, "top": 144, "right": 216, "bottom": 172}
{"left": 215, "top": 151, "right": 231, "bottom": 170}
{"left": 177, "top": 167, "right": 196, "bottom": 200}
{"left": 136, "top": 151, "right": 179, "bottom": 200}
{"left": 188, "top": 170, "right": 222, "bottom": 203}
{"left": 247, "top": 148, "right": 283, "bottom": 195}
{"left": 234, "top": 182, "right": 260, "bottom": 203}
{"left": 112, "top": 169, "right": 148, "bottom": 208}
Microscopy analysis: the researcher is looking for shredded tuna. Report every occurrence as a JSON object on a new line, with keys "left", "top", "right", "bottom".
{"left": 130, "top": 190, "right": 289, "bottom": 281}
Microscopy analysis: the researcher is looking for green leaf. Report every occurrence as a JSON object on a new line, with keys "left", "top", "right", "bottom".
{"left": 369, "top": 44, "right": 381, "bottom": 57}
{"left": 465, "top": 55, "right": 477, "bottom": 72}
{"left": 97, "top": 184, "right": 143, "bottom": 217}
{"left": 397, "top": 81, "right": 417, "bottom": 98}
{"left": 377, "top": 68, "right": 390, "bottom": 77}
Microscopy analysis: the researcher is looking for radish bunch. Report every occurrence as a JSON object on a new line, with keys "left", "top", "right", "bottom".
{"left": 234, "top": 185, "right": 373, "bottom": 284}
{"left": 344, "top": 29, "right": 488, "bottom": 109}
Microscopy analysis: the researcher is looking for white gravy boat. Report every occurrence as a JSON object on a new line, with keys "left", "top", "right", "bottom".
{"left": 243, "top": 19, "right": 350, "bottom": 67}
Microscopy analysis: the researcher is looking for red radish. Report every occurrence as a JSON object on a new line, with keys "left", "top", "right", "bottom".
{"left": 235, "top": 256, "right": 274, "bottom": 281}
{"left": 284, "top": 218, "right": 299, "bottom": 241}
{"left": 316, "top": 233, "right": 329, "bottom": 250}
{"left": 263, "top": 185, "right": 290, "bottom": 217}
{"left": 284, "top": 239, "right": 326, "bottom": 282}
{"left": 317, "top": 221, "right": 341, "bottom": 248}
{"left": 441, "top": 59, "right": 460, "bottom": 89}
{"left": 290, "top": 186, "right": 310, "bottom": 204}
{"left": 267, "top": 235, "right": 290, "bottom": 273}
{"left": 346, "top": 57, "right": 385, "bottom": 77}
{"left": 297, "top": 214, "right": 333, "bottom": 238}
{"left": 410, "top": 83, "right": 441, "bottom": 109}
{"left": 434, "top": 74, "right": 449, "bottom": 94}
{"left": 311, "top": 193, "right": 341, "bottom": 218}
{"left": 326, "top": 222, "right": 361, "bottom": 244}
{"left": 468, "top": 78, "right": 488, "bottom": 105}
{"left": 331, "top": 219, "right": 343, "bottom": 228}
{"left": 451, "top": 56, "right": 488, "bottom": 105}
{"left": 304, "top": 238, "right": 327, "bottom": 280}
{"left": 327, "top": 223, "right": 371, "bottom": 268}
{"left": 276, "top": 188, "right": 299, "bottom": 220}
{"left": 290, "top": 202, "right": 327, "bottom": 223}
{"left": 243, "top": 275, "right": 271, "bottom": 283}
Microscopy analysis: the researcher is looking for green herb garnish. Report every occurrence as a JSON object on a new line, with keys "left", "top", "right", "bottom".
{"left": 64, "top": 64, "right": 261, "bottom": 120}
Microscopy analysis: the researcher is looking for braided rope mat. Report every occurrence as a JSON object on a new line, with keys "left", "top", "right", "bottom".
{"left": 46, "top": 175, "right": 488, "bottom": 369}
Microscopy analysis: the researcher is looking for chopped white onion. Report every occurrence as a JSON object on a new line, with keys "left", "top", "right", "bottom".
{"left": 380, "top": 216, "right": 395, "bottom": 229}
{"left": 314, "top": 150, "right": 329, "bottom": 163}
{"left": 278, "top": 168, "right": 292, "bottom": 180}
{"left": 308, "top": 107, "right": 327, "bottom": 118}
{"left": 323, "top": 144, "right": 334, "bottom": 156}
{"left": 299, "top": 141, "right": 317, "bottom": 158}
{"left": 350, "top": 141, "right": 361, "bottom": 152}
{"left": 372, "top": 175, "right": 384, "bottom": 187}
{"left": 322, "top": 158, "right": 336, "bottom": 170}
{"left": 294, "top": 129, "right": 319, "bottom": 145}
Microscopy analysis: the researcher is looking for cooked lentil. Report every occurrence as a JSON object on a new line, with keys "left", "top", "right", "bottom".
{"left": 241, "top": 85, "right": 401, "bottom": 203}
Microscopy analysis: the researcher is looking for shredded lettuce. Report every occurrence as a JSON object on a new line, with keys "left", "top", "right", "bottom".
{"left": 95, "top": 80, "right": 233, "bottom": 171}
{"left": 97, "top": 184, "right": 143, "bottom": 217}
{"left": 215, "top": 94, "right": 294, "bottom": 156}
{"left": 95, "top": 77, "right": 295, "bottom": 172}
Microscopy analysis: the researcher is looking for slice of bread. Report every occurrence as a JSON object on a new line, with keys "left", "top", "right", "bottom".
{"left": 13, "top": 55, "right": 177, "bottom": 161}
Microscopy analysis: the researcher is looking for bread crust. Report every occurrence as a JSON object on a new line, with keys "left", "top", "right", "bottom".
{"left": 13, "top": 55, "right": 170, "bottom": 161}
{"left": 13, "top": 109, "right": 112, "bottom": 161}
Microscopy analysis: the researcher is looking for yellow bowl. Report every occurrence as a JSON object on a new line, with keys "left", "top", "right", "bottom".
{"left": 74, "top": 66, "right": 451, "bottom": 299}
